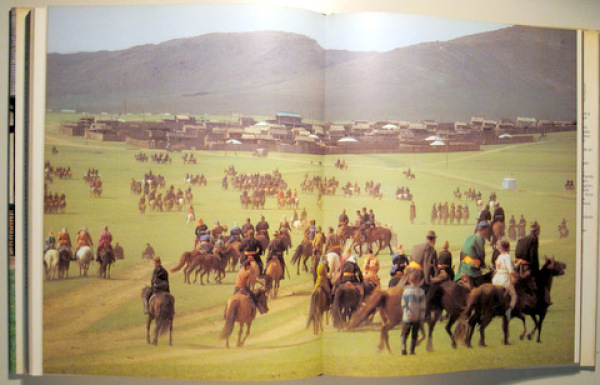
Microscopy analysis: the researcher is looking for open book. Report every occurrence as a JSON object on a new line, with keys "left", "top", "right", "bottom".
{"left": 10, "top": 3, "right": 595, "bottom": 382}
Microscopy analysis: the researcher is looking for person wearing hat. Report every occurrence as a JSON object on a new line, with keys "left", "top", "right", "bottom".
{"left": 390, "top": 244, "right": 409, "bottom": 278}
{"left": 44, "top": 231, "right": 56, "bottom": 253}
{"left": 338, "top": 209, "right": 349, "bottom": 228}
{"left": 239, "top": 230, "right": 264, "bottom": 275}
{"left": 57, "top": 227, "right": 72, "bottom": 249}
{"left": 437, "top": 241, "right": 454, "bottom": 281}
{"left": 227, "top": 222, "right": 242, "bottom": 245}
{"left": 75, "top": 225, "right": 93, "bottom": 256}
{"left": 241, "top": 218, "right": 255, "bottom": 237}
{"left": 324, "top": 226, "right": 341, "bottom": 255}
{"left": 144, "top": 256, "right": 170, "bottom": 314}
{"left": 400, "top": 231, "right": 438, "bottom": 287}
{"left": 515, "top": 221, "right": 541, "bottom": 276}
{"left": 305, "top": 219, "right": 317, "bottom": 241}
{"left": 97, "top": 225, "right": 113, "bottom": 261}
{"left": 256, "top": 215, "right": 270, "bottom": 243}
{"left": 266, "top": 230, "right": 287, "bottom": 279}
{"left": 142, "top": 243, "right": 155, "bottom": 260}
{"left": 455, "top": 221, "right": 490, "bottom": 286}
{"left": 338, "top": 254, "right": 364, "bottom": 299}
{"left": 194, "top": 218, "right": 208, "bottom": 248}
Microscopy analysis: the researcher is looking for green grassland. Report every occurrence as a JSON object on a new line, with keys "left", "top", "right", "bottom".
{"left": 42, "top": 113, "right": 577, "bottom": 381}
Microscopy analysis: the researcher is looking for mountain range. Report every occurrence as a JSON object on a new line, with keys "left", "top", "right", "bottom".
{"left": 46, "top": 25, "right": 576, "bottom": 122}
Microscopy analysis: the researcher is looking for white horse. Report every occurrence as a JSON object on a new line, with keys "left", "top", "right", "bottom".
{"left": 292, "top": 219, "right": 306, "bottom": 234}
{"left": 76, "top": 245, "right": 94, "bottom": 276}
{"left": 186, "top": 211, "right": 196, "bottom": 227}
{"left": 44, "top": 249, "right": 59, "bottom": 280}
{"left": 325, "top": 251, "right": 341, "bottom": 282}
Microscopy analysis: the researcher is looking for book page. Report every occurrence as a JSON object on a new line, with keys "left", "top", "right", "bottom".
{"left": 42, "top": 4, "right": 325, "bottom": 381}
{"left": 320, "top": 12, "right": 578, "bottom": 376}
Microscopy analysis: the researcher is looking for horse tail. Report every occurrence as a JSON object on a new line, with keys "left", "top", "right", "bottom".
{"left": 155, "top": 295, "right": 175, "bottom": 337}
{"left": 349, "top": 289, "right": 386, "bottom": 329}
{"left": 332, "top": 289, "right": 343, "bottom": 329}
{"left": 306, "top": 288, "right": 319, "bottom": 329}
{"left": 291, "top": 244, "right": 303, "bottom": 264}
{"left": 220, "top": 301, "right": 237, "bottom": 340}
{"left": 453, "top": 290, "right": 479, "bottom": 343}
{"left": 171, "top": 251, "right": 190, "bottom": 272}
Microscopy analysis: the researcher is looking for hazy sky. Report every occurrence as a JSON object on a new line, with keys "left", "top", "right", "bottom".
{"left": 47, "top": 4, "right": 507, "bottom": 54}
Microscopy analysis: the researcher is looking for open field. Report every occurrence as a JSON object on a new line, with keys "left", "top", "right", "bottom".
{"left": 43, "top": 115, "right": 577, "bottom": 381}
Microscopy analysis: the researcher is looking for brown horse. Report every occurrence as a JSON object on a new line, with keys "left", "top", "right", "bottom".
{"left": 290, "top": 237, "right": 313, "bottom": 275}
{"left": 220, "top": 289, "right": 269, "bottom": 348}
{"left": 306, "top": 285, "right": 330, "bottom": 335}
{"left": 193, "top": 254, "right": 227, "bottom": 285}
{"left": 264, "top": 259, "right": 283, "bottom": 299}
{"left": 351, "top": 226, "right": 393, "bottom": 256}
{"left": 171, "top": 250, "right": 204, "bottom": 284}
{"left": 349, "top": 285, "right": 425, "bottom": 353}
{"left": 454, "top": 278, "right": 537, "bottom": 348}
{"left": 141, "top": 286, "right": 175, "bottom": 346}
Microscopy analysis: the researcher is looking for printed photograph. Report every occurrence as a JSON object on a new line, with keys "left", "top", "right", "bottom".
{"left": 42, "top": 4, "right": 576, "bottom": 380}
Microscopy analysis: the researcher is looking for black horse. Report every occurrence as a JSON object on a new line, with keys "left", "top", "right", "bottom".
{"left": 98, "top": 248, "right": 115, "bottom": 279}
{"left": 331, "top": 284, "right": 361, "bottom": 330}
{"left": 57, "top": 246, "right": 73, "bottom": 279}
{"left": 516, "top": 257, "right": 566, "bottom": 343}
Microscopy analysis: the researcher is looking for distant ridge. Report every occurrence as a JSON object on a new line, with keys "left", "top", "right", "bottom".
{"left": 46, "top": 26, "right": 576, "bottom": 122}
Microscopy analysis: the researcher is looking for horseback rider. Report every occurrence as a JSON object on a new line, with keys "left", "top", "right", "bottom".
{"left": 315, "top": 253, "right": 332, "bottom": 298}
{"left": 44, "top": 231, "right": 56, "bottom": 253}
{"left": 256, "top": 215, "right": 270, "bottom": 243}
{"left": 515, "top": 221, "right": 541, "bottom": 276}
{"left": 324, "top": 226, "right": 341, "bottom": 255}
{"left": 363, "top": 252, "right": 381, "bottom": 289}
{"left": 266, "top": 230, "right": 287, "bottom": 280}
{"left": 305, "top": 219, "right": 317, "bottom": 241}
{"left": 57, "top": 228, "right": 72, "bottom": 249}
{"left": 492, "top": 240, "right": 517, "bottom": 319}
{"left": 359, "top": 207, "right": 368, "bottom": 239}
{"left": 194, "top": 218, "right": 208, "bottom": 247}
{"left": 241, "top": 218, "right": 255, "bottom": 237}
{"left": 143, "top": 257, "right": 170, "bottom": 315}
{"left": 233, "top": 260, "right": 258, "bottom": 309}
{"left": 390, "top": 244, "right": 409, "bottom": 278}
{"left": 75, "top": 225, "right": 93, "bottom": 255}
{"left": 338, "top": 209, "right": 349, "bottom": 228}
{"left": 491, "top": 201, "right": 505, "bottom": 226}
{"left": 437, "top": 240, "right": 454, "bottom": 281}
{"left": 227, "top": 222, "right": 243, "bottom": 245}
{"left": 239, "top": 230, "right": 264, "bottom": 276}
{"left": 400, "top": 230, "right": 438, "bottom": 287}
{"left": 197, "top": 231, "right": 214, "bottom": 254}
{"left": 338, "top": 255, "right": 364, "bottom": 300}
{"left": 455, "top": 221, "right": 490, "bottom": 287}
{"left": 279, "top": 216, "right": 291, "bottom": 233}
{"left": 141, "top": 243, "right": 155, "bottom": 260}
{"left": 97, "top": 225, "right": 113, "bottom": 261}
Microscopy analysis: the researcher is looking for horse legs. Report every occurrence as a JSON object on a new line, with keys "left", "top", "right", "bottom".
{"left": 146, "top": 316, "right": 153, "bottom": 344}
{"left": 426, "top": 310, "right": 441, "bottom": 352}
{"left": 446, "top": 314, "right": 459, "bottom": 348}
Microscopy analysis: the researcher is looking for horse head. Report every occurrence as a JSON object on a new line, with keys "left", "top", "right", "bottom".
{"left": 543, "top": 255, "right": 566, "bottom": 276}
{"left": 254, "top": 288, "right": 269, "bottom": 314}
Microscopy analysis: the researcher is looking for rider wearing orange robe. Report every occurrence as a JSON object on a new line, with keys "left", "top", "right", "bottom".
{"left": 75, "top": 226, "right": 93, "bottom": 255}
{"left": 57, "top": 228, "right": 72, "bottom": 249}
{"left": 97, "top": 225, "right": 113, "bottom": 261}
{"left": 233, "top": 260, "right": 258, "bottom": 308}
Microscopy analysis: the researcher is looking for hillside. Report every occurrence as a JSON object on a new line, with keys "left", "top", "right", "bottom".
{"left": 46, "top": 26, "right": 576, "bottom": 122}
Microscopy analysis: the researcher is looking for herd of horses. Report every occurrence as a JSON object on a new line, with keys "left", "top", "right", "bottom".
{"left": 44, "top": 245, "right": 116, "bottom": 281}
{"left": 306, "top": 256, "right": 566, "bottom": 354}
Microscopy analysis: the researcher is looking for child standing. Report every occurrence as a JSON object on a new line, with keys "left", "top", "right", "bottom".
{"left": 400, "top": 276, "right": 426, "bottom": 355}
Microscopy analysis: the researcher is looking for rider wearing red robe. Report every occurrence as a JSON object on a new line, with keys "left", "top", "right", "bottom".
{"left": 97, "top": 225, "right": 113, "bottom": 261}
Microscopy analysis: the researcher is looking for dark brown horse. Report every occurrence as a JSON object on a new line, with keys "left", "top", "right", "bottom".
{"left": 98, "top": 248, "right": 114, "bottom": 279}
{"left": 517, "top": 256, "right": 566, "bottom": 343}
{"left": 351, "top": 226, "right": 393, "bottom": 256}
{"left": 454, "top": 278, "right": 537, "bottom": 348}
{"left": 331, "top": 283, "right": 361, "bottom": 330}
{"left": 141, "top": 286, "right": 175, "bottom": 346}
{"left": 290, "top": 237, "right": 313, "bottom": 275}
{"left": 220, "top": 289, "right": 269, "bottom": 348}
{"left": 57, "top": 246, "right": 72, "bottom": 279}
{"left": 306, "top": 286, "right": 331, "bottom": 335}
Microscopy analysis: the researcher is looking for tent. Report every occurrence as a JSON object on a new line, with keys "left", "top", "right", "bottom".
{"left": 425, "top": 135, "right": 443, "bottom": 141}
{"left": 226, "top": 139, "right": 242, "bottom": 145}
{"left": 337, "top": 137, "right": 358, "bottom": 143}
{"left": 430, "top": 140, "right": 446, "bottom": 146}
{"left": 502, "top": 178, "right": 517, "bottom": 190}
